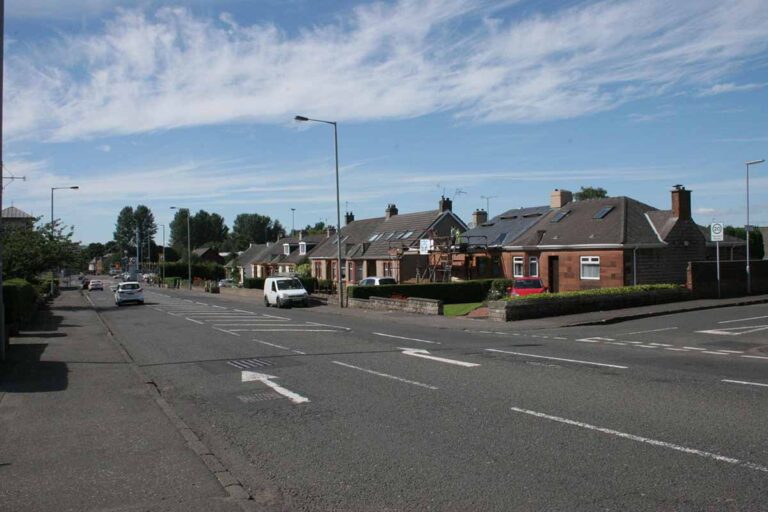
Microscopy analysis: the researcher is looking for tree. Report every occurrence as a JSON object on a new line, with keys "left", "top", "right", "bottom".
{"left": 113, "top": 206, "right": 136, "bottom": 252}
{"left": 230, "top": 213, "right": 284, "bottom": 250}
{"left": 191, "top": 210, "right": 228, "bottom": 248}
{"left": 83, "top": 243, "right": 106, "bottom": 262}
{"left": 304, "top": 221, "right": 327, "bottom": 235}
{"left": 724, "top": 226, "right": 764, "bottom": 260}
{"left": 574, "top": 187, "right": 608, "bottom": 201}
{"left": 170, "top": 208, "right": 191, "bottom": 252}
{"left": 4, "top": 219, "right": 83, "bottom": 281}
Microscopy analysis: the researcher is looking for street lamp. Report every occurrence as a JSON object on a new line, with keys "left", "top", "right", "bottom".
{"left": 294, "top": 115, "right": 343, "bottom": 307}
{"left": 170, "top": 207, "right": 192, "bottom": 291}
{"left": 291, "top": 207, "right": 296, "bottom": 236}
{"left": 745, "top": 159, "right": 765, "bottom": 294}
{"left": 158, "top": 224, "right": 166, "bottom": 285}
{"left": 50, "top": 186, "right": 79, "bottom": 295}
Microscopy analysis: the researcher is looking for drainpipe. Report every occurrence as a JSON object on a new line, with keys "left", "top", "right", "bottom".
{"left": 633, "top": 247, "right": 638, "bottom": 286}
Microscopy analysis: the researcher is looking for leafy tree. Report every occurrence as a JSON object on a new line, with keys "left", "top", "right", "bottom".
{"left": 574, "top": 186, "right": 608, "bottom": 201}
{"left": 191, "top": 210, "right": 228, "bottom": 247}
{"left": 113, "top": 206, "right": 136, "bottom": 252}
{"left": 4, "top": 219, "right": 83, "bottom": 281}
{"left": 724, "top": 226, "right": 764, "bottom": 260}
{"left": 170, "top": 208, "right": 192, "bottom": 251}
{"left": 230, "top": 213, "right": 284, "bottom": 250}
{"left": 83, "top": 242, "right": 106, "bottom": 262}
{"left": 304, "top": 221, "right": 327, "bottom": 235}
{"left": 134, "top": 205, "right": 157, "bottom": 258}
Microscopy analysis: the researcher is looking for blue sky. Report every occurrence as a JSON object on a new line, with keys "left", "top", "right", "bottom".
{"left": 4, "top": 0, "right": 768, "bottom": 244}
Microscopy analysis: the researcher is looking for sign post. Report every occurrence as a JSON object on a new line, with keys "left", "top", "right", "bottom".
{"left": 711, "top": 222, "right": 724, "bottom": 298}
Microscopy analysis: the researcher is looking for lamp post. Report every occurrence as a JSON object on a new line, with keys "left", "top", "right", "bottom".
{"left": 159, "top": 224, "right": 166, "bottom": 285}
{"left": 481, "top": 195, "right": 498, "bottom": 218}
{"left": 50, "top": 186, "right": 79, "bottom": 295}
{"left": 294, "top": 115, "right": 343, "bottom": 307}
{"left": 745, "top": 159, "right": 765, "bottom": 294}
{"left": 170, "top": 207, "right": 192, "bottom": 290}
{"left": 291, "top": 208, "right": 296, "bottom": 236}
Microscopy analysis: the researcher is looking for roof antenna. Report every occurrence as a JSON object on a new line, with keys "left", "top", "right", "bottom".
{"left": 453, "top": 188, "right": 467, "bottom": 201}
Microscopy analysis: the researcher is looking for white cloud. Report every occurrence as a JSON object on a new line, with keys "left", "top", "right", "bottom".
{"left": 98, "top": 144, "right": 111, "bottom": 152}
{"left": 5, "top": 0, "right": 768, "bottom": 141}
{"left": 699, "top": 82, "right": 767, "bottom": 96}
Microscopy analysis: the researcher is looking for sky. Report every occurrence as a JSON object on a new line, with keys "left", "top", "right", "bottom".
{"left": 3, "top": 0, "right": 768, "bottom": 244}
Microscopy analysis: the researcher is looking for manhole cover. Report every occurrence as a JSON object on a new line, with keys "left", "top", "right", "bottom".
{"left": 227, "top": 358, "right": 273, "bottom": 370}
{"left": 237, "top": 392, "right": 282, "bottom": 403}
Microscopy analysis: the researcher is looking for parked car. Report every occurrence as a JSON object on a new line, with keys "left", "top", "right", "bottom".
{"left": 218, "top": 278, "right": 235, "bottom": 288}
{"left": 114, "top": 281, "right": 144, "bottom": 306}
{"left": 88, "top": 280, "right": 103, "bottom": 291}
{"left": 81, "top": 279, "right": 91, "bottom": 290}
{"left": 508, "top": 278, "right": 547, "bottom": 297}
{"left": 357, "top": 276, "right": 397, "bottom": 286}
{"left": 263, "top": 277, "right": 309, "bottom": 308}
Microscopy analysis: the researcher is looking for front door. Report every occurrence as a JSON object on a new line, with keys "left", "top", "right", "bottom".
{"left": 355, "top": 262, "right": 363, "bottom": 282}
{"left": 548, "top": 256, "right": 559, "bottom": 293}
{"left": 366, "top": 260, "right": 376, "bottom": 277}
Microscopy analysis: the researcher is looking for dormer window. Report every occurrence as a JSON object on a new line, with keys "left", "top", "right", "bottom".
{"left": 283, "top": 243, "right": 290, "bottom": 255}
{"left": 299, "top": 242, "right": 307, "bottom": 255}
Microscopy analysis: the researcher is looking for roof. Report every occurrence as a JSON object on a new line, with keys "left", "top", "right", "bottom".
{"left": 309, "top": 217, "right": 384, "bottom": 259}
{"left": 236, "top": 244, "right": 270, "bottom": 267}
{"left": 461, "top": 206, "right": 550, "bottom": 247}
{"left": 511, "top": 197, "right": 664, "bottom": 248}
{"left": 2, "top": 206, "right": 34, "bottom": 219}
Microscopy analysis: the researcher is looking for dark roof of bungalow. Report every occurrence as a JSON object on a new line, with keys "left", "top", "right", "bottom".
{"left": 236, "top": 243, "right": 270, "bottom": 267}
{"left": 460, "top": 206, "right": 550, "bottom": 247}
{"left": 309, "top": 217, "right": 385, "bottom": 260}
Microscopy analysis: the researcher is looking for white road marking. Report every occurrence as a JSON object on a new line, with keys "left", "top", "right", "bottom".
{"left": 486, "top": 349, "right": 627, "bottom": 369}
{"left": 697, "top": 325, "right": 768, "bottom": 336}
{"left": 212, "top": 305, "right": 226, "bottom": 309}
{"left": 742, "top": 355, "right": 768, "bottom": 361}
{"left": 372, "top": 332, "right": 441, "bottom": 345}
{"left": 553, "top": 336, "right": 568, "bottom": 340}
{"left": 717, "top": 350, "right": 745, "bottom": 354}
{"left": 213, "top": 327, "right": 240, "bottom": 336}
{"left": 636, "top": 345, "right": 658, "bottom": 349}
{"left": 213, "top": 323, "right": 293, "bottom": 326}
{"left": 241, "top": 371, "right": 309, "bottom": 404}
{"left": 621, "top": 327, "right": 679, "bottom": 335}
{"left": 261, "top": 313, "right": 290, "bottom": 320}
{"left": 195, "top": 301, "right": 207, "bottom": 305}
{"left": 607, "top": 342, "right": 627, "bottom": 346}
{"left": 254, "top": 340, "right": 291, "bottom": 350}
{"left": 648, "top": 343, "right": 673, "bottom": 347}
{"left": 722, "top": 379, "right": 768, "bottom": 388}
{"left": 292, "top": 350, "right": 306, "bottom": 355}
{"left": 332, "top": 361, "right": 438, "bottom": 390}
{"left": 232, "top": 329, "right": 338, "bottom": 332}
{"left": 234, "top": 309, "right": 257, "bottom": 314}
{"left": 400, "top": 348, "right": 480, "bottom": 367}
{"left": 683, "top": 346, "right": 706, "bottom": 351}
{"left": 185, "top": 317, "right": 204, "bottom": 324}
{"left": 306, "top": 321, "right": 352, "bottom": 331}
{"left": 664, "top": 348, "right": 689, "bottom": 352}
{"left": 509, "top": 407, "right": 768, "bottom": 473}
{"left": 701, "top": 351, "right": 730, "bottom": 356}
{"left": 577, "top": 337, "right": 608, "bottom": 343}
{"left": 719, "top": 315, "right": 768, "bottom": 324}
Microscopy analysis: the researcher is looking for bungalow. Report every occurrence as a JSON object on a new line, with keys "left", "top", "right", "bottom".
{"left": 192, "top": 247, "right": 225, "bottom": 265}
{"left": 250, "top": 233, "right": 326, "bottom": 278}
{"left": 310, "top": 197, "right": 468, "bottom": 284}
{"left": 2, "top": 206, "right": 35, "bottom": 230}
{"left": 234, "top": 243, "right": 270, "bottom": 284}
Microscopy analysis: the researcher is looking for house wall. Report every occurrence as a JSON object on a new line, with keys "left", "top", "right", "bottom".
{"left": 632, "top": 220, "right": 706, "bottom": 285}
{"left": 534, "top": 250, "right": 625, "bottom": 292}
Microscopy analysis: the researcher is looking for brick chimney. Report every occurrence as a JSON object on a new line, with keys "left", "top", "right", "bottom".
{"left": 345, "top": 211, "right": 355, "bottom": 225}
{"left": 671, "top": 184, "right": 691, "bottom": 220}
{"left": 550, "top": 189, "right": 573, "bottom": 209}
{"left": 326, "top": 226, "right": 336, "bottom": 238}
{"left": 472, "top": 209, "right": 488, "bottom": 226}
{"left": 385, "top": 204, "right": 398, "bottom": 219}
{"left": 439, "top": 196, "right": 453, "bottom": 212}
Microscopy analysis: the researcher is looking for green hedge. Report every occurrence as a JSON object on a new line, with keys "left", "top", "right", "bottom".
{"left": 163, "top": 277, "right": 182, "bottom": 288}
{"left": 4, "top": 278, "right": 38, "bottom": 326}
{"left": 505, "top": 284, "right": 684, "bottom": 302}
{"left": 35, "top": 278, "right": 58, "bottom": 297}
{"left": 160, "top": 262, "right": 225, "bottom": 281}
{"left": 348, "top": 279, "right": 503, "bottom": 304}
{"left": 243, "top": 278, "right": 265, "bottom": 289}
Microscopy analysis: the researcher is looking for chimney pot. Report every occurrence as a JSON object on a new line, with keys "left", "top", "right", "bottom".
{"left": 671, "top": 186, "right": 691, "bottom": 220}
{"left": 385, "top": 204, "right": 398, "bottom": 219}
{"left": 550, "top": 189, "right": 573, "bottom": 209}
{"left": 345, "top": 211, "right": 355, "bottom": 225}
{"left": 439, "top": 195, "right": 453, "bottom": 212}
{"left": 472, "top": 209, "right": 488, "bottom": 226}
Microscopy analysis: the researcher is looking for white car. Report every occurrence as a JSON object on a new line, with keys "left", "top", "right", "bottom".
{"left": 114, "top": 281, "right": 145, "bottom": 306}
{"left": 88, "top": 280, "right": 104, "bottom": 291}
{"left": 263, "top": 277, "right": 309, "bottom": 308}
{"left": 357, "top": 276, "right": 397, "bottom": 286}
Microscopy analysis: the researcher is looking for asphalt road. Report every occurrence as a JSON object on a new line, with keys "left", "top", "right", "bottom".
{"left": 85, "top": 282, "right": 768, "bottom": 511}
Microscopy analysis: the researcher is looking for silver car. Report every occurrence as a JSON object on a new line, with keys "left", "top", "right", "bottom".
{"left": 114, "top": 282, "right": 145, "bottom": 306}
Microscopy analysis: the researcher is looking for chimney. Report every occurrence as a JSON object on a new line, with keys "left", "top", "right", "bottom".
{"left": 326, "top": 226, "right": 336, "bottom": 238}
{"left": 345, "top": 211, "right": 355, "bottom": 225}
{"left": 385, "top": 204, "right": 398, "bottom": 219}
{"left": 472, "top": 209, "right": 488, "bottom": 226}
{"left": 550, "top": 189, "right": 573, "bottom": 209}
{"left": 671, "top": 184, "right": 691, "bottom": 220}
{"left": 439, "top": 195, "right": 453, "bottom": 212}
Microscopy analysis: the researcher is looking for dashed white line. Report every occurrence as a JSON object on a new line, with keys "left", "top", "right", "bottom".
{"left": 509, "top": 407, "right": 768, "bottom": 474}
{"left": 683, "top": 347, "right": 706, "bottom": 351}
{"left": 306, "top": 321, "right": 352, "bottom": 331}
{"left": 607, "top": 342, "right": 627, "bottom": 346}
{"left": 621, "top": 327, "right": 679, "bottom": 335}
{"left": 292, "top": 350, "right": 306, "bottom": 355}
{"left": 717, "top": 350, "right": 745, "bottom": 354}
{"left": 719, "top": 315, "right": 768, "bottom": 324}
{"left": 664, "top": 348, "right": 689, "bottom": 352}
{"left": 741, "top": 355, "right": 768, "bottom": 361}
{"left": 254, "top": 340, "right": 291, "bottom": 350}
{"left": 332, "top": 361, "right": 438, "bottom": 390}
{"left": 485, "top": 349, "right": 627, "bottom": 369}
{"left": 213, "top": 327, "right": 240, "bottom": 337}
{"left": 212, "top": 305, "right": 227, "bottom": 309}
{"left": 185, "top": 317, "right": 204, "bottom": 324}
{"left": 636, "top": 345, "right": 658, "bottom": 349}
{"left": 372, "top": 332, "right": 441, "bottom": 345}
{"left": 722, "top": 379, "right": 768, "bottom": 388}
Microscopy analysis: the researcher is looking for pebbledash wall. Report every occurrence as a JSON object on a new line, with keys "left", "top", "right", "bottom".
{"left": 348, "top": 296, "right": 443, "bottom": 315}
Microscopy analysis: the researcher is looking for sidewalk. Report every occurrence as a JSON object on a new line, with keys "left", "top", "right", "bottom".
{"left": 0, "top": 290, "right": 252, "bottom": 512}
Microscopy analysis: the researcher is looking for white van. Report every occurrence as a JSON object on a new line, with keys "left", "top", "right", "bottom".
{"left": 263, "top": 277, "right": 310, "bottom": 308}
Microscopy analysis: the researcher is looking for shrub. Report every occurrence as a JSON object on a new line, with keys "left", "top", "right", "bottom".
{"left": 163, "top": 277, "right": 182, "bottom": 288}
{"left": 34, "top": 277, "right": 58, "bottom": 297}
{"left": 243, "top": 278, "right": 265, "bottom": 289}
{"left": 299, "top": 277, "right": 317, "bottom": 293}
{"left": 504, "top": 284, "right": 685, "bottom": 302}
{"left": 3, "top": 278, "right": 38, "bottom": 326}
{"left": 160, "top": 261, "right": 225, "bottom": 281}
{"left": 348, "top": 279, "right": 500, "bottom": 304}
{"left": 316, "top": 279, "right": 335, "bottom": 293}
{"left": 487, "top": 279, "right": 515, "bottom": 301}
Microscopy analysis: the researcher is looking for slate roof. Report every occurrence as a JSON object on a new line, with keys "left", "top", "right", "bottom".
{"left": 236, "top": 244, "right": 270, "bottom": 267}
{"left": 511, "top": 197, "right": 665, "bottom": 248}
{"left": 309, "top": 217, "right": 384, "bottom": 259}
{"left": 460, "top": 206, "right": 550, "bottom": 248}
{"left": 2, "top": 206, "right": 34, "bottom": 219}
{"left": 284, "top": 234, "right": 327, "bottom": 264}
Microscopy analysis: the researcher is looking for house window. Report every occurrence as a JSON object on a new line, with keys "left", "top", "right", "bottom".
{"left": 513, "top": 257, "right": 524, "bottom": 277}
{"left": 313, "top": 261, "right": 323, "bottom": 278}
{"left": 283, "top": 244, "right": 290, "bottom": 256}
{"left": 299, "top": 242, "right": 307, "bottom": 255}
{"left": 528, "top": 257, "right": 539, "bottom": 277}
{"left": 331, "top": 260, "right": 337, "bottom": 280}
{"left": 580, "top": 256, "right": 600, "bottom": 280}
{"left": 383, "top": 261, "right": 394, "bottom": 277}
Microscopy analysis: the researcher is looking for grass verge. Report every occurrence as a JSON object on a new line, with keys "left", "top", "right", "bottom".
{"left": 443, "top": 302, "right": 483, "bottom": 317}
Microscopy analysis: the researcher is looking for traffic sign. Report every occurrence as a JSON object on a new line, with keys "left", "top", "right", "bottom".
{"left": 711, "top": 222, "right": 724, "bottom": 242}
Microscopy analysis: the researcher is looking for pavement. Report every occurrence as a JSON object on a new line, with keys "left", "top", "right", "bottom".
{"left": 0, "top": 289, "right": 257, "bottom": 512}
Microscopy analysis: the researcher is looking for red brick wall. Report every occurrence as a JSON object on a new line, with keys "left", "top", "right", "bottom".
{"left": 537, "top": 250, "right": 625, "bottom": 292}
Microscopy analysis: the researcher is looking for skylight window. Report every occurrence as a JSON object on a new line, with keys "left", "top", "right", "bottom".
{"left": 489, "top": 232, "right": 507, "bottom": 246}
{"left": 383, "top": 232, "right": 395, "bottom": 240}
{"left": 400, "top": 231, "right": 414, "bottom": 239}
{"left": 593, "top": 206, "right": 614, "bottom": 219}
{"left": 550, "top": 210, "right": 570, "bottom": 223}
{"left": 367, "top": 233, "right": 380, "bottom": 242}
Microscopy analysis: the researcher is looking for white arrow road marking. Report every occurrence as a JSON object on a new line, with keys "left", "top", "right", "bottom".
{"left": 373, "top": 332, "right": 441, "bottom": 344}
{"left": 510, "top": 406, "right": 768, "bottom": 473}
{"left": 307, "top": 321, "right": 352, "bottom": 331}
{"left": 486, "top": 349, "right": 627, "bottom": 369}
{"left": 241, "top": 371, "right": 309, "bottom": 404}
{"left": 696, "top": 325, "right": 768, "bottom": 336}
{"left": 399, "top": 347, "right": 479, "bottom": 367}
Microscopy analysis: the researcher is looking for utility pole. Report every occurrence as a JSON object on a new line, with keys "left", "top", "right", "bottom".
{"left": 0, "top": 0, "right": 6, "bottom": 361}
{"left": 135, "top": 226, "right": 140, "bottom": 277}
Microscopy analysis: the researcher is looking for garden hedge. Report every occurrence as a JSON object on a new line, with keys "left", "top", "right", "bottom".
{"left": 4, "top": 278, "right": 38, "bottom": 327}
{"left": 160, "top": 262, "right": 225, "bottom": 281}
{"left": 347, "top": 279, "right": 506, "bottom": 304}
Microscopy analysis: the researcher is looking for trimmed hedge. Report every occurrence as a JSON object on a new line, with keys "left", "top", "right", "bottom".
{"left": 348, "top": 279, "right": 502, "bottom": 304}
{"left": 4, "top": 278, "right": 38, "bottom": 327}
{"left": 160, "top": 261, "right": 225, "bottom": 281}
{"left": 504, "top": 284, "right": 684, "bottom": 302}
{"left": 163, "top": 277, "right": 182, "bottom": 288}
{"left": 243, "top": 278, "right": 265, "bottom": 289}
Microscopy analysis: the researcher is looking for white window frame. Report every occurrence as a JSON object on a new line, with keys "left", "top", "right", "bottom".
{"left": 283, "top": 243, "right": 290, "bottom": 256}
{"left": 299, "top": 242, "right": 307, "bottom": 255}
{"left": 528, "top": 256, "right": 539, "bottom": 277}
{"left": 580, "top": 256, "right": 600, "bottom": 280}
{"left": 513, "top": 256, "right": 524, "bottom": 277}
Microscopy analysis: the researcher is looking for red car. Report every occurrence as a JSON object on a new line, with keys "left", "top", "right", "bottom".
{"left": 508, "top": 278, "right": 547, "bottom": 297}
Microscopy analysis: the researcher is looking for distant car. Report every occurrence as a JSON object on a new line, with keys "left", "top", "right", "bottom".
{"left": 88, "top": 280, "right": 103, "bottom": 291}
{"left": 113, "top": 274, "right": 122, "bottom": 280}
{"left": 218, "top": 278, "right": 235, "bottom": 288}
{"left": 508, "top": 278, "right": 547, "bottom": 297}
{"left": 114, "top": 281, "right": 144, "bottom": 306}
{"left": 357, "top": 276, "right": 398, "bottom": 286}
{"left": 263, "top": 277, "right": 309, "bottom": 308}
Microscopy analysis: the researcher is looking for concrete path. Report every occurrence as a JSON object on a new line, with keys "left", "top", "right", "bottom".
{"left": 0, "top": 290, "right": 255, "bottom": 512}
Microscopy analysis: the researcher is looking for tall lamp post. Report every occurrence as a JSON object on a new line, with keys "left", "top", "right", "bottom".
{"left": 294, "top": 115, "right": 343, "bottom": 308}
{"left": 291, "top": 207, "right": 296, "bottom": 236}
{"left": 158, "top": 224, "right": 166, "bottom": 285}
{"left": 50, "top": 186, "right": 79, "bottom": 295}
{"left": 745, "top": 159, "right": 765, "bottom": 294}
{"left": 170, "top": 207, "right": 192, "bottom": 290}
